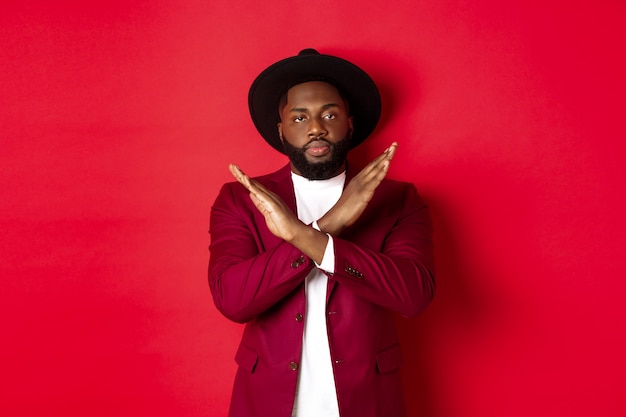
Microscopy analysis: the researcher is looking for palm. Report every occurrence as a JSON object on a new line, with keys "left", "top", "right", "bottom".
{"left": 319, "top": 142, "right": 398, "bottom": 234}
{"left": 229, "top": 164, "right": 301, "bottom": 242}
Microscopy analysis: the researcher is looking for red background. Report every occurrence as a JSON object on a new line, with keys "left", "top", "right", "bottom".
{"left": 2, "top": 1, "right": 625, "bottom": 416}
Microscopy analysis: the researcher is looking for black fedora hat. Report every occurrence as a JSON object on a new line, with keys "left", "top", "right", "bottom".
{"left": 248, "top": 48, "right": 381, "bottom": 154}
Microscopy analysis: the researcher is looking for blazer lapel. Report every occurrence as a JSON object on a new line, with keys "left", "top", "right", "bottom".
{"left": 266, "top": 164, "right": 298, "bottom": 214}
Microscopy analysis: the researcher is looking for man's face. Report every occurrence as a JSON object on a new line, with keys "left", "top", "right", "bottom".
{"left": 278, "top": 81, "right": 353, "bottom": 180}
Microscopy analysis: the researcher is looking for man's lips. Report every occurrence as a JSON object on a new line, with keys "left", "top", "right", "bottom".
{"left": 305, "top": 140, "right": 331, "bottom": 156}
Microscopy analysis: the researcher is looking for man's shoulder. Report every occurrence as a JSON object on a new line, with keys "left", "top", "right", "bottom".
{"left": 377, "top": 177, "right": 417, "bottom": 194}
{"left": 218, "top": 163, "right": 291, "bottom": 197}
{"left": 250, "top": 163, "right": 292, "bottom": 185}
{"left": 373, "top": 177, "right": 425, "bottom": 208}
{"left": 380, "top": 176, "right": 412, "bottom": 187}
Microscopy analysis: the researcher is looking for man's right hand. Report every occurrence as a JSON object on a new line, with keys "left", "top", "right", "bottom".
{"left": 318, "top": 142, "right": 398, "bottom": 236}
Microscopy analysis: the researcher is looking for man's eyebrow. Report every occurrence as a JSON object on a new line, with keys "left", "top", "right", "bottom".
{"left": 288, "top": 103, "right": 340, "bottom": 113}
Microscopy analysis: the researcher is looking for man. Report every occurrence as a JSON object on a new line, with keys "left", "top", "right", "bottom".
{"left": 208, "top": 49, "right": 435, "bottom": 417}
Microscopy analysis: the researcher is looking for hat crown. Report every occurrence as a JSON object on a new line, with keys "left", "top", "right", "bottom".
{"left": 298, "top": 48, "right": 320, "bottom": 56}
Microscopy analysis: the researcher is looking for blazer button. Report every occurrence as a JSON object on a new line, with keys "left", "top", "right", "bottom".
{"left": 344, "top": 265, "right": 364, "bottom": 279}
{"left": 289, "top": 362, "right": 299, "bottom": 371}
{"left": 295, "top": 313, "right": 303, "bottom": 322}
{"left": 291, "top": 255, "right": 306, "bottom": 268}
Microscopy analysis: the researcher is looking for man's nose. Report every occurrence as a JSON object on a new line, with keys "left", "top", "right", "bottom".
{"left": 308, "top": 117, "right": 327, "bottom": 137}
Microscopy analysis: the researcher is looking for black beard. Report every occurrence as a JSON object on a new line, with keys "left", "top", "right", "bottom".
{"left": 282, "top": 135, "right": 350, "bottom": 180}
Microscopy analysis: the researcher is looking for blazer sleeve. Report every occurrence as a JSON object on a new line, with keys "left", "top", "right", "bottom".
{"left": 331, "top": 182, "right": 435, "bottom": 317}
{"left": 208, "top": 182, "right": 313, "bottom": 323}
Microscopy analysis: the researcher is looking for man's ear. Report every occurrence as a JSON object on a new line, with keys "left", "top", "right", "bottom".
{"left": 277, "top": 123, "right": 284, "bottom": 142}
{"left": 348, "top": 116, "right": 354, "bottom": 138}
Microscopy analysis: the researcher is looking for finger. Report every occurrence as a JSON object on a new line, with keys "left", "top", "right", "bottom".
{"left": 229, "top": 163, "right": 247, "bottom": 184}
{"left": 249, "top": 192, "right": 266, "bottom": 213}
{"left": 230, "top": 164, "right": 260, "bottom": 194}
{"left": 370, "top": 142, "right": 397, "bottom": 175}
{"left": 367, "top": 159, "right": 390, "bottom": 183}
{"left": 366, "top": 142, "right": 399, "bottom": 172}
{"left": 357, "top": 144, "right": 396, "bottom": 181}
{"left": 358, "top": 149, "right": 391, "bottom": 178}
{"left": 385, "top": 142, "right": 398, "bottom": 161}
{"left": 238, "top": 176, "right": 276, "bottom": 207}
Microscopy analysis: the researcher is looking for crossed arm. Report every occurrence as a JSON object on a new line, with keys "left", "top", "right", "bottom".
{"left": 228, "top": 142, "right": 398, "bottom": 264}
{"left": 210, "top": 142, "right": 433, "bottom": 322}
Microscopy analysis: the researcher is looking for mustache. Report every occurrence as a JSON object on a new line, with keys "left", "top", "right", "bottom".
{"left": 304, "top": 138, "right": 332, "bottom": 149}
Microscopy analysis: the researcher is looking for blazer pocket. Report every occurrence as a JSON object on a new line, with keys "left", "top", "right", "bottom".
{"left": 376, "top": 343, "right": 404, "bottom": 374}
{"left": 235, "top": 343, "right": 259, "bottom": 373}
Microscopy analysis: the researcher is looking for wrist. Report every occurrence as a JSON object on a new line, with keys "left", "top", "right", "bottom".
{"left": 291, "top": 225, "right": 328, "bottom": 265}
{"left": 317, "top": 211, "right": 345, "bottom": 236}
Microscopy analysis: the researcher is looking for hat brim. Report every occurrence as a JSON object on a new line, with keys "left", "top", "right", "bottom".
{"left": 248, "top": 50, "right": 381, "bottom": 154}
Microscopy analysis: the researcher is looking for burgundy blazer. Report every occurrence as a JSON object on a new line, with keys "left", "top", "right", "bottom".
{"left": 208, "top": 164, "right": 435, "bottom": 417}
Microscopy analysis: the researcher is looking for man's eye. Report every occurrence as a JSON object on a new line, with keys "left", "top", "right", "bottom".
{"left": 323, "top": 114, "right": 336, "bottom": 120}
{"left": 294, "top": 116, "right": 305, "bottom": 122}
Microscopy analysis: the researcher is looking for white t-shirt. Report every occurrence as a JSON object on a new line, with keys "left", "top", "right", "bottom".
{"left": 291, "top": 171, "right": 345, "bottom": 417}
